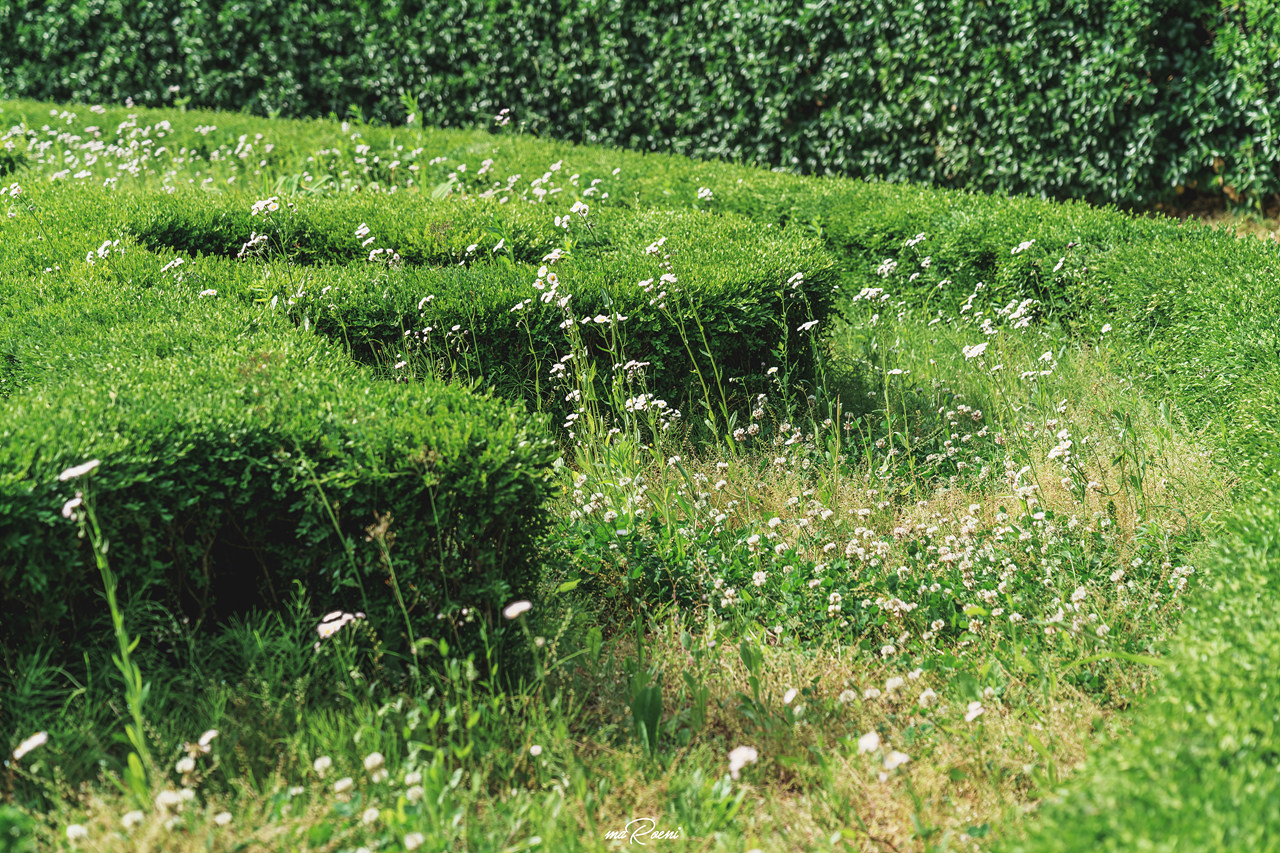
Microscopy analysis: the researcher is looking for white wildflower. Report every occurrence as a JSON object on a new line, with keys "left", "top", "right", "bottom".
{"left": 58, "top": 459, "right": 100, "bottom": 481}
{"left": 503, "top": 600, "right": 533, "bottom": 620}
{"left": 13, "top": 731, "right": 48, "bottom": 760}
{"left": 727, "top": 745, "right": 758, "bottom": 780}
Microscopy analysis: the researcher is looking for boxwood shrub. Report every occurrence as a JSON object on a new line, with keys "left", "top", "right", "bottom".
{"left": 0, "top": 180, "right": 560, "bottom": 672}
{"left": 120, "top": 187, "right": 841, "bottom": 421}
{"left": 0, "top": 326, "right": 559, "bottom": 669}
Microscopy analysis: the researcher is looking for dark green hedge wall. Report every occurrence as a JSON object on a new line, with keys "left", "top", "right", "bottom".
{"left": 2, "top": 1, "right": 1280, "bottom": 207}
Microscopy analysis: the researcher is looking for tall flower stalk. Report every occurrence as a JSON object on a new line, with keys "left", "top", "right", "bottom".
{"left": 60, "top": 460, "right": 154, "bottom": 804}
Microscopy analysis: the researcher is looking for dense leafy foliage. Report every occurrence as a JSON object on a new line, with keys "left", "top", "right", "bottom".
{"left": 3, "top": 1, "right": 1280, "bottom": 206}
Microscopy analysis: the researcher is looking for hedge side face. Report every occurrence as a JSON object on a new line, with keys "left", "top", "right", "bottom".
{"left": 0, "top": 333, "right": 559, "bottom": 666}
{"left": 3, "top": 0, "right": 1279, "bottom": 206}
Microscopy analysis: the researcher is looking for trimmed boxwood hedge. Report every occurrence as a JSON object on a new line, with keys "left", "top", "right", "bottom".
{"left": 121, "top": 190, "right": 840, "bottom": 416}
{"left": 0, "top": 190, "right": 561, "bottom": 671}
{"left": 0, "top": 330, "right": 559, "bottom": 664}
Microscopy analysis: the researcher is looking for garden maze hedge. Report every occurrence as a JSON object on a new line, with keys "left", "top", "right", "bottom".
{"left": 0, "top": 113, "right": 839, "bottom": 674}
{"left": 4, "top": 96, "right": 1280, "bottom": 847}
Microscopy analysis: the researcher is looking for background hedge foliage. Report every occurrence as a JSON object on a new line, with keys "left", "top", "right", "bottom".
{"left": 2, "top": 0, "right": 1280, "bottom": 206}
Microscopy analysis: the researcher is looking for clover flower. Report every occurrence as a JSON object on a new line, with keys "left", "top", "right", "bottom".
{"left": 503, "top": 600, "right": 533, "bottom": 620}
{"left": 727, "top": 745, "right": 758, "bottom": 780}
{"left": 883, "top": 750, "right": 911, "bottom": 770}
{"left": 13, "top": 730, "right": 48, "bottom": 760}
{"left": 155, "top": 789, "right": 184, "bottom": 810}
{"left": 857, "top": 731, "right": 881, "bottom": 753}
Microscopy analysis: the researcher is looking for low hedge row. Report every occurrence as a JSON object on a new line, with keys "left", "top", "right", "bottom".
{"left": 5, "top": 100, "right": 1275, "bottom": 468}
{"left": 7, "top": 100, "right": 1275, "bottom": 461}
{"left": 454, "top": 128, "right": 1280, "bottom": 473}
{"left": 3, "top": 1, "right": 1280, "bottom": 206}
{"left": 0, "top": 192, "right": 560, "bottom": 671}
{"left": 0, "top": 329, "right": 558, "bottom": 661}
{"left": 122, "top": 187, "right": 841, "bottom": 419}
